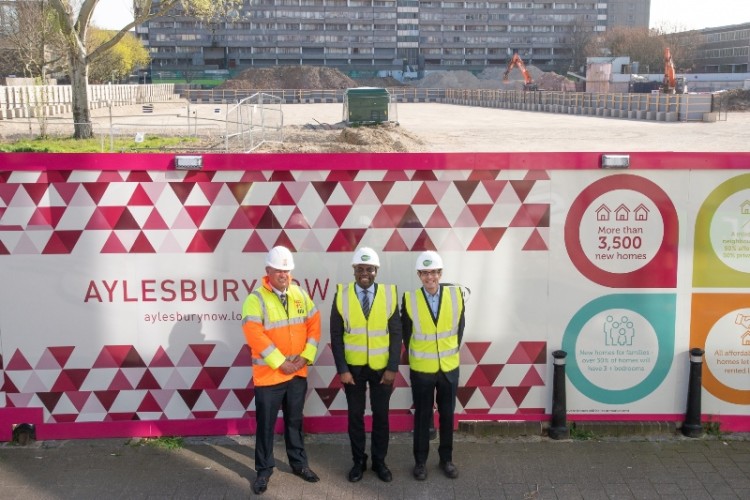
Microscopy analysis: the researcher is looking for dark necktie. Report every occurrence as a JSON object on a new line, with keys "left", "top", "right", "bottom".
{"left": 361, "top": 290, "right": 370, "bottom": 318}
{"left": 280, "top": 293, "right": 287, "bottom": 310}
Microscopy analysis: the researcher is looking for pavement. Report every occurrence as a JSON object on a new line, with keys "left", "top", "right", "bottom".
{"left": 1, "top": 430, "right": 749, "bottom": 499}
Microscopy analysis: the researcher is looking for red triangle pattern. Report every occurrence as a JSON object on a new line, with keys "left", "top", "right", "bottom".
{"left": 2, "top": 172, "right": 548, "bottom": 255}
{"left": 2, "top": 336, "right": 546, "bottom": 422}
{"left": 507, "top": 342, "right": 546, "bottom": 364}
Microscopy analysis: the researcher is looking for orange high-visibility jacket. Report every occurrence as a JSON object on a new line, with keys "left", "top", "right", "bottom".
{"left": 242, "top": 276, "right": 321, "bottom": 387}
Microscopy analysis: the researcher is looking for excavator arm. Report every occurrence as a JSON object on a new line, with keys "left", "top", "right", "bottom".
{"left": 663, "top": 47, "right": 676, "bottom": 92}
{"left": 502, "top": 53, "right": 538, "bottom": 91}
{"left": 662, "top": 47, "right": 686, "bottom": 94}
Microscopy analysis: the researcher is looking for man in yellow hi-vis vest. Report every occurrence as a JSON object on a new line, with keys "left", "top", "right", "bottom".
{"left": 242, "top": 246, "right": 321, "bottom": 495}
{"left": 402, "top": 250, "right": 465, "bottom": 481}
{"left": 331, "top": 247, "right": 402, "bottom": 483}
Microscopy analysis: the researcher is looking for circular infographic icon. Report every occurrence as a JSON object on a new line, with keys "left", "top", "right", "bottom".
{"left": 565, "top": 174, "right": 678, "bottom": 288}
{"left": 704, "top": 310, "right": 750, "bottom": 391}
{"left": 575, "top": 309, "right": 658, "bottom": 391}
{"left": 562, "top": 294, "right": 675, "bottom": 405}
{"left": 578, "top": 190, "right": 664, "bottom": 274}
{"left": 709, "top": 190, "right": 750, "bottom": 274}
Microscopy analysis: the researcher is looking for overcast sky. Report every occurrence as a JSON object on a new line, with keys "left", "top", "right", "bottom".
{"left": 92, "top": 0, "right": 749, "bottom": 32}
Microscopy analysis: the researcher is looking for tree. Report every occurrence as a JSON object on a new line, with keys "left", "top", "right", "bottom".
{"left": 0, "top": 0, "right": 65, "bottom": 80}
{"left": 87, "top": 29, "right": 150, "bottom": 84}
{"left": 585, "top": 26, "right": 703, "bottom": 75}
{"left": 565, "top": 18, "right": 598, "bottom": 74}
{"left": 46, "top": 0, "right": 239, "bottom": 139}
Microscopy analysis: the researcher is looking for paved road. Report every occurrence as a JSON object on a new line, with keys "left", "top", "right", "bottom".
{"left": 1, "top": 432, "right": 749, "bottom": 499}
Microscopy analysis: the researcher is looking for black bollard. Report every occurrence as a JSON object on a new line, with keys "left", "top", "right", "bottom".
{"left": 549, "top": 350, "right": 570, "bottom": 440}
{"left": 682, "top": 347, "right": 705, "bottom": 438}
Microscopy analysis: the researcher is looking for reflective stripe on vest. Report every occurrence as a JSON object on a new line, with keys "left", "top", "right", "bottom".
{"left": 337, "top": 282, "right": 396, "bottom": 370}
{"left": 406, "top": 286, "right": 461, "bottom": 373}
{"left": 248, "top": 287, "right": 318, "bottom": 373}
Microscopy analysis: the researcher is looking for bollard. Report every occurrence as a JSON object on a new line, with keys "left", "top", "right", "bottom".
{"left": 549, "top": 350, "right": 570, "bottom": 440}
{"left": 682, "top": 347, "right": 705, "bottom": 438}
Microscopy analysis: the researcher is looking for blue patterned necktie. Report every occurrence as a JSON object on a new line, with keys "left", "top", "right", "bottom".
{"left": 280, "top": 293, "right": 287, "bottom": 310}
{"left": 361, "top": 290, "right": 370, "bottom": 318}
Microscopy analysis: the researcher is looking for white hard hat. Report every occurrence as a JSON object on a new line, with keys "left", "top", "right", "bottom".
{"left": 352, "top": 247, "right": 380, "bottom": 267}
{"left": 265, "top": 246, "right": 295, "bottom": 271}
{"left": 416, "top": 250, "right": 443, "bottom": 271}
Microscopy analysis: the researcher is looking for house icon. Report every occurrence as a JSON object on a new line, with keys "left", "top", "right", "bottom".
{"left": 742, "top": 331, "right": 750, "bottom": 346}
{"left": 634, "top": 204, "right": 650, "bottom": 221}
{"left": 614, "top": 204, "right": 630, "bottom": 221}
{"left": 741, "top": 200, "right": 750, "bottom": 215}
{"left": 595, "top": 204, "right": 611, "bottom": 221}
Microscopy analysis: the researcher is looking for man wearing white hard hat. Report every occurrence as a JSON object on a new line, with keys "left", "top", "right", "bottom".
{"left": 242, "top": 246, "right": 321, "bottom": 494}
{"left": 401, "top": 250, "right": 465, "bottom": 481}
{"left": 330, "top": 247, "right": 402, "bottom": 483}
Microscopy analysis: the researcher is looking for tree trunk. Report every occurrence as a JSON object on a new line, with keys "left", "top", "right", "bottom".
{"left": 70, "top": 50, "right": 93, "bottom": 139}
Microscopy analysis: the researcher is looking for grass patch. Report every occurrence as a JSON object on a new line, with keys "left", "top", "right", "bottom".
{"left": 139, "top": 436, "right": 185, "bottom": 450}
{"left": 568, "top": 422, "right": 596, "bottom": 441}
{"left": 0, "top": 135, "right": 198, "bottom": 153}
{"left": 703, "top": 419, "right": 722, "bottom": 437}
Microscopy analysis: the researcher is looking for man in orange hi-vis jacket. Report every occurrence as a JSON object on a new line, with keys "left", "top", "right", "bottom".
{"left": 242, "top": 246, "right": 321, "bottom": 495}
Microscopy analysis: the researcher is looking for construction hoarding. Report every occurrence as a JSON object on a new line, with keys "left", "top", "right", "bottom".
{"left": 0, "top": 152, "right": 749, "bottom": 440}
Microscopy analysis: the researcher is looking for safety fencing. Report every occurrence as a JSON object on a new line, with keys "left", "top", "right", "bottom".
{"left": 179, "top": 87, "right": 717, "bottom": 122}
{"left": 0, "top": 84, "right": 178, "bottom": 120}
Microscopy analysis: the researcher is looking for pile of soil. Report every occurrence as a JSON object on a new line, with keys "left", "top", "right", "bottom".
{"left": 722, "top": 89, "right": 750, "bottom": 111}
{"left": 416, "top": 66, "right": 574, "bottom": 91}
{"left": 253, "top": 122, "right": 426, "bottom": 153}
{"left": 217, "top": 66, "right": 359, "bottom": 90}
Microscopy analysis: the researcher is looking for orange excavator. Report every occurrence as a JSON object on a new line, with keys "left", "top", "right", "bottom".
{"left": 503, "top": 52, "right": 538, "bottom": 91}
{"left": 662, "top": 47, "right": 687, "bottom": 94}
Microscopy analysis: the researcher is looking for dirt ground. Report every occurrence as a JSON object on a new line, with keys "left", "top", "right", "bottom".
{"left": 246, "top": 102, "right": 750, "bottom": 153}
{"left": 2, "top": 101, "right": 749, "bottom": 153}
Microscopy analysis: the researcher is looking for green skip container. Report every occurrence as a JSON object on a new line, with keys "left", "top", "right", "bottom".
{"left": 343, "top": 87, "right": 390, "bottom": 125}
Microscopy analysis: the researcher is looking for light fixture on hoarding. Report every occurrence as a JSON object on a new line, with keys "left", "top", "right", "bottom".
{"left": 174, "top": 155, "right": 203, "bottom": 170}
{"left": 600, "top": 154, "right": 630, "bottom": 169}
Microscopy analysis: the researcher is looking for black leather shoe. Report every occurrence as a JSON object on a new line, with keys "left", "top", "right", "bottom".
{"left": 348, "top": 462, "right": 366, "bottom": 482}
{"left": 293, "top": 466, "right": 320, "bottom": 483}
{"left": 252, "top": 476, "right": 269, "bottom": 494}
{"left": 440, "top": 461, "right": 459, "bottom": 479}
{"left": 413, "top": 463, "right": 427, "bottom": 481}
{"left": 372, "top": 463, "right": 393, "bottom": 482}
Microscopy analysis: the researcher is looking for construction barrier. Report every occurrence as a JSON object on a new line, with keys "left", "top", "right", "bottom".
{"left": 1, "top": 151, "right": 749, "bottom": 441}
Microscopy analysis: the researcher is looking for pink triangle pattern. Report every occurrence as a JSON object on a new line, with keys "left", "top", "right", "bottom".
{"left": 2, "top": 338, "right": 546, "bottom": 422}
{"left": 0, "top": 171, "right": 549, "bottom": 254}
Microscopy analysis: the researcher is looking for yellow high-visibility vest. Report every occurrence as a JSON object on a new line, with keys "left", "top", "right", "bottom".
{"left": 404, "top": 286, "right": 462, "bottom": 373}
{"left": 336, "top": 283, "right": 397, "bottom": 370}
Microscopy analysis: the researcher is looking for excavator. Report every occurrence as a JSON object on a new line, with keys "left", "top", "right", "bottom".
{"left": 662, "top": 47, "right": 687, "bottom": 94}
{"left": 502, "top": 52, "right": 538, "bottom": 91}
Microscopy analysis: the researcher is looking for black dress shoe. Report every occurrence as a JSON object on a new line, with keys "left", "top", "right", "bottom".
{"left": 293, "top": 466, "right": 320, "bottom": 483}
{"left": 252, "top": 476, "right": 269, "bottom": 494}
{"left": 413, "top": 463, "right": 427, "bottom": 481}
{"left": 348, "top": 462, "right": 366, "bottom": 482}
{"left": 372, "top": 463, "right": 393, "bottom": 482}
{"left": 440, "top": 461, "right": 459, "bottom": 479}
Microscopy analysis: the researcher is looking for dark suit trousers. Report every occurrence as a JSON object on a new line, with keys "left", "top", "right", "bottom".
{"left": 253, "top": 376, "right": 308, "bottom": 477}
{"left": 411, "top": 369, "right": 457, "bottom": 464}
{"left": 344, "top": 365, "right": 393, "bottom": 466}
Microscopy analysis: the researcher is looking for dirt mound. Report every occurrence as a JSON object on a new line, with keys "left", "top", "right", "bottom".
{"left": 217, "top": 66, "right": 358, "bottom": 90}
{"left": 416, "top": 70, "right": 485, "bottom": 89}
{"left": 253, "top": 122, "right": 426, "bottom": 153}
{"left": 723, "top": 89, "right": 750, "bottom": 111}
{"left": 413, "top": 66, "right": 572, "bottom": 91}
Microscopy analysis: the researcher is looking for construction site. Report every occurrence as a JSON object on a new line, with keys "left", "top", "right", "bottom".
{"left": 0, "top": 63, "right": 748, "bottom": 153}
